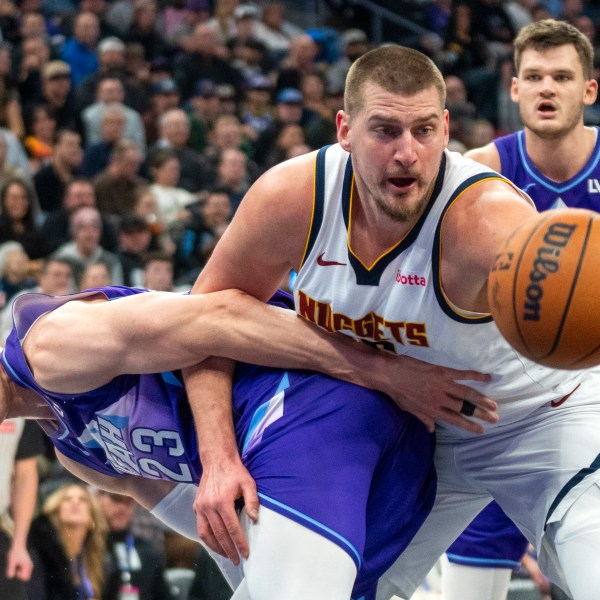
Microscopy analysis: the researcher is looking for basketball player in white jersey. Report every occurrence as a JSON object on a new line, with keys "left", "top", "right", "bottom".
{"left": 440, "top": 19, "right": 600, "bottom": 600}
{"left": 183, "top": 44, "right": 600, "bottom": 600}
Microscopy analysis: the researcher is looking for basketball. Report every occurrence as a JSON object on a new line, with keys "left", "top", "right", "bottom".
{"left": 487, "top": 208, "right": 600, "bottom": 369}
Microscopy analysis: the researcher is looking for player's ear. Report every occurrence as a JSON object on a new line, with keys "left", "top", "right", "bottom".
{"left": 337, "top": 110, "right": 351, "bottom": 151}
{"left": 510, "top": 76, "right": 519, "bottom": 103}
{"left": 584, "top": 78, "right": 598, "bottom": 106}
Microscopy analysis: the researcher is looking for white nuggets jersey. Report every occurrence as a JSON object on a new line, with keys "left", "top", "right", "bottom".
{"left": 293, "top": 144, "right": 584, "bottom": 439}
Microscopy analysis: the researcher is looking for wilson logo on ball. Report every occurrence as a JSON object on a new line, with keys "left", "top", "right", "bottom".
{"left": 524, "top": 223, "right": 577, "bottom": 322}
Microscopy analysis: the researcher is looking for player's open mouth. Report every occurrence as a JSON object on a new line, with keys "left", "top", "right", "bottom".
{"left": 537, "top": 101, "right": 556, "bottom": 116}
{"left": 389, "top": 177, "right": 416, "bottom": 189}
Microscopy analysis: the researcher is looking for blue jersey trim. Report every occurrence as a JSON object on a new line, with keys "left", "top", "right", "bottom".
{"left": 446, "top": 553, "right": 521, "bottom": 569}
{"left": 258, "top": 492, "right": 362, "bottom": 570}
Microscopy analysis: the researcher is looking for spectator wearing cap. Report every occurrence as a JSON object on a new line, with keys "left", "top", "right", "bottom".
{"left": 186, "top": 79, "right": 220, "bottom": 153}
{"left": 51, "top": 205, "right": 124, "bottom": 286}
{"left": 215, "top": 83, "right": 239, "bottom": 117}
{"left": 240, "top": 73, "right": 274, "bottom": 138}
{"left": 33, "top": 128, "right": 83, "bottom": 213}
{"left": 142, "top": 78, "right": 181, "bottom": 147}
{"left": 24, "top": 60, "right": 80, "bottom": 132}
{"left": 76, "top": 36, "right": 147, "bottom": 115}
{"left": 326, "top": 28, "right": 368, "bottom": 95}
{"left": 41, "top": 178, "right": 119, "bottom": 255}
{"left": 116, "top": 214, "right": 153, "bottom": 287}
{"left": 150, "top": 108, "right": 212, "bottom": 192}
{"left": 93, "top": 138, "right": 146, "bottom": 217}
{"left": 82, "top": 77, "right": 146, "bottom": 151}
{"left": 252, "top": 87, "right": 310, "bottom": 168}
{"left": 60, "top": 12, "right": 101, "bottom": 85}
{"left": 124, "top": 0, "right": 171, "bottom": 62}
{"left": 228, "top": 35, "right": 273, "bottom": 81}
{"left": 230, "top": 4, "right": 260, "bottom": 43}
{"left": 173, "top": 22, "right": 244, "bottom": 102}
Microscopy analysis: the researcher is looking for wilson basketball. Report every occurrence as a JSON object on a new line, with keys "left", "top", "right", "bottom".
{"left": 488, "top": 208, "right": 600, "bottom": 369}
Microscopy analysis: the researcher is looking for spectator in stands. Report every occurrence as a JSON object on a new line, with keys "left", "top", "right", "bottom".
{"left": 28, "top": 60, "right": 79, "bottom": 131}
{"left": 253, "top": 1, "right": 302, "bottom": 64}
{"left": 60, "top": 12, "right": 101, "bottom": 85}
{"left": 16, "top": 35, "right": 51, "bottom": 105}
{"left": 143, "top": 78, "right": 182, "bottom": 147}
{"left": 23, "top": 103, "right": 56, "bottom": 173}
{"left": 51, "top": 205, "right": 123, "bottom": 285}
{"left": 239, "top": 73, "right": 274, "bottom": 141}
{"left": 0, "top": 176, "right": 45, "bottom": 259}
{"left": 34, "top": 128, "right": 83, "bottom": 213}
{"left": 213, "top": 147, "right": 253, "bottom": 211}
{"left": 207, "top": 0, "right": 240, "bottom": 45}
{"left": 252, "top": 86, "right": 308, "bottom": 168}
{"left": 148, "top": 148, "right": 197, "bottom": 226}
{"left": 173, "top": 21, "right": 243, "bottom": 102}
{"left": 117, "top": 214, "right": 152, "bottom": 287}
{"left": 0, "top": 43, "right": 24, "bottom": 141}
{"left": 277, "top": 33, "right": 320, "bottom": 91}
{"left": 82, "top": 103, "right": 126, "bottom": 177}
{"left": 152, "top": 108, "right": 212, "bottom": 192}
{"left": 41, "top": 178, "right": 119, "bottom": 255}
{"left": 264, "top": 121, "right": 305, "bottom": 168}
{"left": 93, "top": 138, "right": 145, "bottom": 217}
{"left": 76, "top": 35, "right": 146, "bottom": 115}
{"left": 204, "top": 114, "right": 255, "bottom": 166}
{"left": 168, "top": 0, "right": 212, "bottom": 54}
{"left": 78, "top": 260, "right": 112, "bottom": 289}
{"left": 98, "top": 490, "right": 174, "bottom": 600}
{"left": 173, "top": 187, "right": 231, "bottom": 283}
{"left": 142, "top": 250, "right": 174, "bottom": 291}
{"left": 230, "top": 3, "right": 260, "bottom": 45}
{"left": 82, "top": 76, "right": 146, "bottom": 150}
{"left": 0, "top": 244, "right": 37, "bottom": 311}
{"left": 125, "top": 0, "right": 170, "bottom": 62}
{"left": 28, "top": 483, "right": 108, "bottom": 600}
{"left": 0, "top": 132, "right": 27, "bottom": 187}
{"left": 186, "top": 79, "right": 221, "bottom": 154}
{"left": 326, "top": 28, "right": 368, "bottom": 96}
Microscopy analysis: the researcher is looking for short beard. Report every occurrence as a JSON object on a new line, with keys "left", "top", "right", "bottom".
{"left": 373, "top": 188, "right": 431, "bottom": 223}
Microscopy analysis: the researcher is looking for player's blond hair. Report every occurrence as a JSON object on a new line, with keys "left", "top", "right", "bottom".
{"left": 514, "top": 19, "right": 594, "bottom": 80}
{"left": 344, "top": 45, "right": 446, "bottom": 115}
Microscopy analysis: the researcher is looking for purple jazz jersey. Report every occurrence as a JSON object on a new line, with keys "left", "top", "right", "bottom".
{"left": 494, "top": 128, "right": 600, "bottom": 212}
{"left": 2, "top": 286, "right": 436, "bottom": 599}
{"left": 446, "top": 502, "right": 528, "bottom": 569}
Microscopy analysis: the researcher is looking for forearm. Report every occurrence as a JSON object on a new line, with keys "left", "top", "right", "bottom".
{"left": 11, "top": 458, "right": 38, "bottom": 548}
{"left": 182, "top": 359, "right": 237, "bottom": 464}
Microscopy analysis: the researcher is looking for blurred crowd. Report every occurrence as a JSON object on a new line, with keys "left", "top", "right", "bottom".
{"left": 0, "top": 0, "right": 600, "bottom": 598}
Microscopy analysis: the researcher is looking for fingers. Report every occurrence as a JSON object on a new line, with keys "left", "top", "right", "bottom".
{"left": 241, "top": 481, "right": 259, "bottom": 522}
{"left": 196, "top": 504, "right": 245, "bottom": 563}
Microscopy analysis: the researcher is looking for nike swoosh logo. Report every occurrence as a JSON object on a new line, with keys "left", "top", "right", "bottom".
{"left": 317, "top": 253, "right": 347, "bottom": 267}
{"left": 550, "top": 383, "right": 581, "bottom": 407}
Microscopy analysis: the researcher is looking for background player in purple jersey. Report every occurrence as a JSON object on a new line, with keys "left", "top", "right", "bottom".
{"left": 445, "top": 19, "right": 599, "bottom": 600}
{"left": 0, "top": 285, "right": 457, "bottom": 600}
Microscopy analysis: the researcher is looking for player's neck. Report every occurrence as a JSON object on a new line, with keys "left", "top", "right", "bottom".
{"left": 524, "top": 125, "right": 596, "bottom": 182}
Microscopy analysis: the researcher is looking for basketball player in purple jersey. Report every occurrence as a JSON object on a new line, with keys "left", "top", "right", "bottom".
{"left": 0, "top": 285, "right": 441, "bottom": 600}
{"left": 444, "top": 19, "right": 599, "bottom": 600}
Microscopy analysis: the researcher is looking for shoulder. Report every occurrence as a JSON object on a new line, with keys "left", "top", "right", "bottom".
{"left": 463, "top": 142, "right": 501, "bottom": 171}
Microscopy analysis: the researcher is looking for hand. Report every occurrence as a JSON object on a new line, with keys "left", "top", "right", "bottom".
{"left": 381, "top": 355, "right": 497, "bottom": 434}
{"left": 6, "top": 543, "right": 33, "bottom": 581}
{"left": 194, "top": 456, "right": 259, "bottom": 565}
{"left": 521, "top": 551, "right": 551, "bottom": 595}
